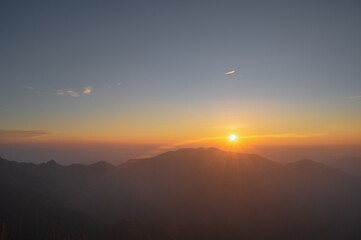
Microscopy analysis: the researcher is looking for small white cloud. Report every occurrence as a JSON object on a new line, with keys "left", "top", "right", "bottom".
{"left": 66, "top": 89, "right": 79, "bottom": 97}
{"left": 56, "top": 90, "right": 65, "bottom": 96}
{"left": 83, "top": 86, "right": 93, "bottom": 94}
{"left": 25, "top": 86, "right": 35, "bottom": 90}
{"left": 117, "top": 82, "right": 122, "bottom": 86}
{"left": 225, "top": 70, "right": 235, "bottom": 75}
{"left": 348, "top": 95, "right": 361, "bottom": 99}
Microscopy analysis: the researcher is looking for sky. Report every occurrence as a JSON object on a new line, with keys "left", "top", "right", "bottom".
{"left": 0, "top": 0, "right": 360, "bottom": 164}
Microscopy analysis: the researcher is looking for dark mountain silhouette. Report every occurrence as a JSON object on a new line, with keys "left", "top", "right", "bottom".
{"left": 320, "top": 157, "right": 361, "bottom": 176}
{"left": 1, "top": 148, "right": 361, "bottom": 239}
{"left": 286, "top": 158, "right": 351, "bottom": 183}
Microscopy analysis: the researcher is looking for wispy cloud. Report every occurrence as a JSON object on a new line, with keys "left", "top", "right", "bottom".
{"left": 349, "top": 95, "right": 361, "bottom": 99}
{"left": 83, "top": 86, "right": 93, "bottom": 94}
{"left": 225, "top": 70, "right": 235, "bottom": 75}
{"left": 56, "top": 87, "right": 92, "bottom": 97}
{"left": 66, "top": 89, "right": 79, "bottom": 97}
{"left": 25, "top": 86, "right": 35, "bottom": 90}
{"left": 0, "top": 129, "right": 52, "bottom": 139}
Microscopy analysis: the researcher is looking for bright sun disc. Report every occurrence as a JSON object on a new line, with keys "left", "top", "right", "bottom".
{"left": 229, "top": 134, "right": 237, "bottom": 141}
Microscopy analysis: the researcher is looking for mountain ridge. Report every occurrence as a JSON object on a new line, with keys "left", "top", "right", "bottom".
{"left": 1, "top": 148, "right": 361, "bottom": 239}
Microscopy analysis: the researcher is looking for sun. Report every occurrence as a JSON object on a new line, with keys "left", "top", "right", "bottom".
{"left": 229, "top": 134, "right": 237, "bottom": 141}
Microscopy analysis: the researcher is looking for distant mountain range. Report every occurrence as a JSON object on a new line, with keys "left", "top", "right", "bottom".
{"left": 1, "top": 148, "right": 361, "bottom": 240}
{"left": 317, "top": 157, "right": 361, "bottom": 176}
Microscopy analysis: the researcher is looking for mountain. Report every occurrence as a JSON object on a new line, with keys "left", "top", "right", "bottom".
{"left": 1, "top": 148, "right": 361, "bottom": 240}
{"left": 286, "top": 158, "right": 351, "bottom": 183}
{"left": 321, "top": 158, "right": 361, "bottom": 176}
{"left": 107, "top": 148, "right": 287, "bottom": 222}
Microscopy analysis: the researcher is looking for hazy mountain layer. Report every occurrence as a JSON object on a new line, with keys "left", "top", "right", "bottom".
{"left": 1, "top": 148, "right": 361, "bottom": 240}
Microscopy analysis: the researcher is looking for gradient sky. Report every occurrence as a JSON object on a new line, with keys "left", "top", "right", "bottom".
{"left": 0, "top": 0, "right": 360, "bottom": 163}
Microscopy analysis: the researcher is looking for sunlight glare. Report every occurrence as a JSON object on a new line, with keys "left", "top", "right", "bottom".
{"left": 229, "top": 134, "right": 237, "bottom": 141}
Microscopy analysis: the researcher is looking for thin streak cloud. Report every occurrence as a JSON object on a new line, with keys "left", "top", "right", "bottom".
{"left": 0, "top": 129, "right": 52, "bottom": 139}
{"left": 225, "top": 70, "right": 235, "bottom": 75}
